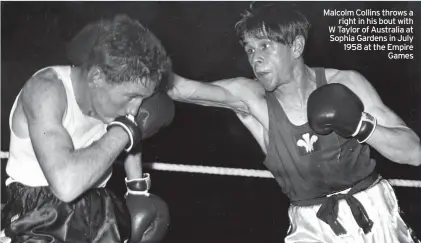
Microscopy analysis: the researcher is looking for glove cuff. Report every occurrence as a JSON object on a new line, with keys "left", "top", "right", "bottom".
{"left": 353, "top": 112, "right": 377, "bottom": 143}
{"left": 107, "top": 115, "right": 142, "bottom": 152}
{"left": 125, "top": 173, "right": 151, "bottom": 197}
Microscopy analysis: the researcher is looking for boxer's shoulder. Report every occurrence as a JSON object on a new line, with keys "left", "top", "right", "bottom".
{"left": 24, "top": 67, "right": 63, "bottom": 93}
{"left": 325, "top": 68, "right": 370, "bottom": 91}
{"left": 323, "top": 68, "right": 380, "bottom": 108}
{"left": 221, "top": 77, "right": 264, "bottom": 99}
{"left": 211, "top": 77, "right": 265, "bottom": 116}
{"left": 33, "top": 67, "right": 60, "bottom": 79}
{"left": 21, "top": 67, "right": 67, "bottom": 118}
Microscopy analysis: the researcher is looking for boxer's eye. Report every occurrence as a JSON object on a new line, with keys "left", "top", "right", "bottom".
{"left": 261, "top": 43, "right": 270, "bottom": 50}
{"left": 123, "top": 94, "right": 136, "bottom": 102}
{"left": 245, "top": 48, "right": 254, "bottom": 55}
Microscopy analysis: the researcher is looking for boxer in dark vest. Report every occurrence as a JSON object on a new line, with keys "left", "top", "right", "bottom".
{"left": 168, "top": 4, "right": 421, "bottom": 243}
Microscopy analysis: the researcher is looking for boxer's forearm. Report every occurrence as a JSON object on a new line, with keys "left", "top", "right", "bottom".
{"left": 169, "top": 74, "right": 226, "bottom": 103}
{"left": 124, "top": 153, "right": 143, "bottom": 180}
{"left": 339, "top": 74, "right": 421, "bottom": 165}
{"left": 366, "top": 125, "right": 421, "bottom": 166}
{"left": 51, "top": 126, "right": 129, "bottom": 202}
{"left": 168, "top": 74, "right": 248, "bottom": 111}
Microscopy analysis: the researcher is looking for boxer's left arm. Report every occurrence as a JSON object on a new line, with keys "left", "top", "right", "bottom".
{"left": 333, "top": 70, "right": 421, "bottom": 166}
{"left": 123, "top": 153, "right": 170, "bottom": 243}
{"left": 116, "top": 93, "right": 173, "bottom": 242}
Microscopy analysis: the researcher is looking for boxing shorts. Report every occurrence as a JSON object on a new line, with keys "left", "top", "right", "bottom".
{"left": 1, "top": 182, "right": 130, "bottom": 243}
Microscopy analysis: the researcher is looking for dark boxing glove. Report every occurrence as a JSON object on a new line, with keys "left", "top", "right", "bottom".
{"left": 125, "top": 174, "right": 170, "bottom": 243}
{"left": 307, "top": 83, "right": 377, "bottom": 143}
{"left": 107, "top": 92, "right": 175, "bottom": 151}
{"left": 134, "top": 92, "right": 175, "bottom": 140}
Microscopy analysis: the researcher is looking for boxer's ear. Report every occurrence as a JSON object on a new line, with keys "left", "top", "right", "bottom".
{"left": 88, "top": 66, "right": 106, "bottom": 88}
{"left": 291, "top": 35, "right": 305, "bottom": 59}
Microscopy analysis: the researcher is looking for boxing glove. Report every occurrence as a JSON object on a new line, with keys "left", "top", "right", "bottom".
{"left": 125, "top": 174, "right": 170, "bottom": 243}
{"left": 307, "top": 83, "right": 377, "bottom": 143}
{"left": 107, "top": 92, "right": 175, "bottom": 151}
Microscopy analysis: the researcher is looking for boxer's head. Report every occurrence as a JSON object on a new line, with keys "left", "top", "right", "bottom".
{"left": 236, "top": 3, "right": 310, "bottom": 48}
{"left": 69, "top": 15, "right": 172, "bottom": 123}
{"left": 235, "top": 4, "right": 311, "bottom": 91}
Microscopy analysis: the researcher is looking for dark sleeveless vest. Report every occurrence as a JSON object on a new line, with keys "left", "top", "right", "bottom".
{"left": 263, "top": 68, "right": 376, "bottom": 202}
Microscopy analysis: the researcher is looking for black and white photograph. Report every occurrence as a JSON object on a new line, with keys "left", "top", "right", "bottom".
{"left": 1, "top": 1, "right": 420, "bottom": 242}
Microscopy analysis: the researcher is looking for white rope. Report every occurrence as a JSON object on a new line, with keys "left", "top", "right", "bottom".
{"left": 1, "top": 150, "right": 421, "bottom": 188}
{"left": 143, "top": 162, "right": 421, "bottom": 188}
{"left": 387, "top": 179, "right": 421, "bottom": 188}
{"left": 144, "top": 162, "right": 274, "bottom": 178}
{"left": 0, "top": 151, "right": 9, "bottom": 160}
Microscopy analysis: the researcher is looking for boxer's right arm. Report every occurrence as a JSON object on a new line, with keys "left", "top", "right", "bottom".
{"left": 168, "top": 73, "right": 263, "bottom": 114}
{"left": 168, "top": 74, "right": 268, "bottom": 153}
{"left": 21, "top": 69, "right": 129, "bottom": 202}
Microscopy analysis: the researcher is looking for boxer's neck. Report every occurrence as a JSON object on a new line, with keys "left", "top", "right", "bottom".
{"left": 70, "top": 66, "right": 95, "bottom": 117}
{"left": 274, "top": 64, "right": 316, "bottom": 108}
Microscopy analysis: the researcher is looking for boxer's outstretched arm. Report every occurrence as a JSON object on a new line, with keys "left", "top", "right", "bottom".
{"left": 334, "top": 71, "right": 421, "bottom": 166}
{"left": 169, "top": 74, "right": 268, "bottom": 153}
{"left": 21, "top": 69, "right": 129, "bottom": 202}
{"left": 168, "top": 73, "right": 263, "bottom": 114}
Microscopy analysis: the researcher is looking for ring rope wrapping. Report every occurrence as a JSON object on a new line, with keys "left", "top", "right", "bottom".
{"left": 1, "top": 150, "right": 420, "bottom": 188}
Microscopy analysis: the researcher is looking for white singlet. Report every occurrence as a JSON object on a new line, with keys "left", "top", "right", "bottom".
{"left": 5, "top": 66, "right": 112, "bottom": 188}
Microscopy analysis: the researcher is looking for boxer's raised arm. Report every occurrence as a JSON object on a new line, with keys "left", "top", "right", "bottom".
{"left": 21, "top": 69, "right": 129, "bottom": 202}
{"left": 334, "top": 70, "right": 421, "bottom": 166}
{"left": 168, "top": 74, "right": 262, "bottom": 114}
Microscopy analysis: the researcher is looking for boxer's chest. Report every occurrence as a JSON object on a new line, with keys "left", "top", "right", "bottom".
{"left": 250, "top": 98, "right": 308, "bottom": 142}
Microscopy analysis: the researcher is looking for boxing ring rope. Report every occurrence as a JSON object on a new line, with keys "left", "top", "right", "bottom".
{"left": 1, "top": 150, "right": 421, "bottom": 188}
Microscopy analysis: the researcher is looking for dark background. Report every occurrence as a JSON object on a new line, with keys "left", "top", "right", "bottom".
{"left": 1, "top": 2, "right": 421, "bottom": 242}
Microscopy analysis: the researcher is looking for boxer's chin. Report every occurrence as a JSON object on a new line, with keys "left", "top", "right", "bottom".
{"left": 257, "top": 76, "right": 275, "bottom": 91}
{"left": 105, "top": 114, "right": 122, "bottom": 124}
{"left": 103, "top": 117, "right": 115, "bottom": 125}
{"left": 93, "top": 106, "right": 117, "bottom": 124}
{"left": 93, "top": 111, "right": 113, "bottom": 124}
{"left": 263, "top": 84, "right": 277, "bottom": 92}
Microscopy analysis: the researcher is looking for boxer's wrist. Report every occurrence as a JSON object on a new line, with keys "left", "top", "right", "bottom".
{"left": 125, "top": 173, "right": 151, "bottom": 197}
{"left": 105, "top": 126, "right": 131, "bottom": 150}
{"left": 107, "top": 115, "right": 142, "bottom": 151}
{"left": 353, "top": 112, "right": 377, "bottom": 143}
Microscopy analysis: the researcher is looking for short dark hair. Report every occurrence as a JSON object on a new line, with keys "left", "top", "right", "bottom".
{"left": 235, "top": 3, "right": 311, "bottom": 46}
{"left": 69, "top": 14, "right": 171, "bottom": 91}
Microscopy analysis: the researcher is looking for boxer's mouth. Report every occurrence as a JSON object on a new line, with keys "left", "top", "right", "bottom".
{"left": 255, "top": 71, "right": 271, "bottom": 78}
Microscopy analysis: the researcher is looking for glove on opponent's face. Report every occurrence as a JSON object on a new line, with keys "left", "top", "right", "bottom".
{"left": 136, "top": 91, "right": 175, "bottom": 140}
{"left": 108, "top": 92, "right": 175, "bottom": 151}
